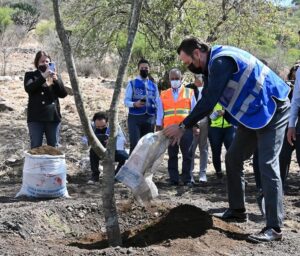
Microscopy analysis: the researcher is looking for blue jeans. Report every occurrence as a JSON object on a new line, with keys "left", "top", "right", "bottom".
{"left": 225, "top": 100, "right": 290, "bottom": 228}
{"left": 28, "top": 121, "right": 61, "bottom": 149}
{"left": 208, "top": 126, "right": 235, "bottom": 173}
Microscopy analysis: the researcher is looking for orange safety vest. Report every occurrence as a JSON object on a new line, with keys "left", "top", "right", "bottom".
{"left": 161, "top": 87, "right": 193, "bottom": 127}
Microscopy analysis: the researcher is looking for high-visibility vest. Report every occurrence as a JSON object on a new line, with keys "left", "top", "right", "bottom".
{"left": 161, "top": 87, "right": 193, "bottom": 127}
{"left": 209, "top": 45, "right": 290, "bottom": 129}
{"left": 128, "top": 78, "right": 157, "bottom": 116}
{"left": 210, "top": 103, "right": 232, "bottom": 128}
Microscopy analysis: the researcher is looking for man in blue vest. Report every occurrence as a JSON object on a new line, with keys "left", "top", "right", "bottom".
{"left": 124, "top": 58, "right": 160, "bottom": 153}
{"left": 164, "top": 37, "right": 290, "bottom": 242}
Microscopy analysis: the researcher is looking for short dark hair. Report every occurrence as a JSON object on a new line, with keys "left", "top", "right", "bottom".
{"left": 92, "top": 111, "right": 108, "bottom": 122}
{"left": 177, "top": 37, "right": 211, "bottom": 56}
{"left": 138, "top": 58, "right": 150, "bottom": 68}
{"left": 34, "top": 51, "right": 51, "bottom": 68}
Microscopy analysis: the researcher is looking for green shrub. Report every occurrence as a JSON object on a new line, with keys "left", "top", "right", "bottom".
{"left": 35, "top": 19, "right": 55, "bottom": 41}
{"left": 0, "top": 7, "right": 13, "bottom": 33}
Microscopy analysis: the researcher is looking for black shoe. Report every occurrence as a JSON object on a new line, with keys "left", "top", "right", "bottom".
{"left": 214, "top": 208, "right": 248, "bottom": 222}
{"left": 184, "top": 182, "right": 194, "bottom": 188}
{"left": 169, "top": 181, "right": 179, "bottom": 186}
{"left": 216, "top": 172, "right": 223, "bottom": 179}
{"left": 248, "top": 227, "right": 282, "bottom": 243}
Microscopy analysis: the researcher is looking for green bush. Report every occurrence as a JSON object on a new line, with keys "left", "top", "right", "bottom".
{"left": 35, "top": 19, "right": 55, "bottom": 41}
{"left": 0, "top": 7, "right": 13, "bottom": 33}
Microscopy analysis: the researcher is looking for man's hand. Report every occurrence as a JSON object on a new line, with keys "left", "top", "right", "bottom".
{"left": 287, "top": 127, "right": 296, "bottom": 146}
{"left": 133, "top": 100, "right": 145, "bottom": 108}
{"left": 163, "top": 124, "right": 185, "bottom": 146}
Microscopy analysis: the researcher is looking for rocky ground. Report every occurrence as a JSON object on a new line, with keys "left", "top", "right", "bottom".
{"left": 0, "top": 46, "right": 299, "bottom": 255}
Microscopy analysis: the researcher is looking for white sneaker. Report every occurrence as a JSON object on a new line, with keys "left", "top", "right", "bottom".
{"left": 199, "top": 172, "right": 207, "bottom": 183}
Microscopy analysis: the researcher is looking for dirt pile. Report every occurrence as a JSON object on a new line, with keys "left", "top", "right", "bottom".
{"left": 28, "top": 145, "right": 63, "bottom": 156}
{"left": 69, "top": 204, "right": 246, "bottom": 250}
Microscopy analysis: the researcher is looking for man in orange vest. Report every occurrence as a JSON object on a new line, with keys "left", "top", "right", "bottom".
{"left": 156, "top": 68, "right": 196, "bottom": 186}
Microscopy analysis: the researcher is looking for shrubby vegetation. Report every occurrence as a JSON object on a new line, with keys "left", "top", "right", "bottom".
{"left": 0, "top": 0, "right": 299, "bottom": 79}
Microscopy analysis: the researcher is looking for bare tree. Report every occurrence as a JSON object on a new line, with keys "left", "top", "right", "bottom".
{"left": 52, "top": 0, "right": 143, "bottom": 246}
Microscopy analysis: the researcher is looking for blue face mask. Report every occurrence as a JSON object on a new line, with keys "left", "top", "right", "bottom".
{"left": 171, "top": 80, "right": 181, "bottom": 89}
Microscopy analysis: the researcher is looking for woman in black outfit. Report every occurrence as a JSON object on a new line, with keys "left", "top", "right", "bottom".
{"left": 24, "top": 51, "right": 67, "bottom": 148}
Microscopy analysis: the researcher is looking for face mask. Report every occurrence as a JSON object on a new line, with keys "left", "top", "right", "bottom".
{"left": 38, "top": 64, "right": 47, "bottom": 73}
{"left": 187, "top": 62, "right": 202, "bottom": 74}
{"left": 140, "top": 69, "right": 149, "bottom": 79}
{"left": 170, "top": 80, "right": 181, "bottom": 89}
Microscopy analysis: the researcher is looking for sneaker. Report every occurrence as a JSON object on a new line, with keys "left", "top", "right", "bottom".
{"left": 213, "top": 208, "right": 248, "bottom": 223}
{"left": 199, "top": 172, "right": 207, "bottom": 183}
{"left": 248, "top": 227, "right": 283, "bottom": 243}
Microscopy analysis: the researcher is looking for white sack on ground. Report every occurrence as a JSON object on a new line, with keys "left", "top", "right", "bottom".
{"left": 115, "top": 131, "right": 169, "bottom": 203}
{"left": 16, "top": 152, "right": 69, "bottom": 198}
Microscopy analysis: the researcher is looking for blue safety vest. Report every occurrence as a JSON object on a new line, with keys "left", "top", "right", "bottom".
{"left": 129, "top": 78, "right": 157, "bottom": 115}
{"left": 209, "top": 45, "right": 290, "bottom": 129}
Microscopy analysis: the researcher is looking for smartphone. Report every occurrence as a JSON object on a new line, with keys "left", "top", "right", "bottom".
{"left": 49, "top": 62, "right": 56, "bottom": 73}
{"left": 140, "top": 97, "right": 146, "bottom": 103}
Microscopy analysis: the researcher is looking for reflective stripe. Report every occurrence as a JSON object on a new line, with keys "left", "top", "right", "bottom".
{"left": 254, "top": 64, "right": 270, "bottom": 94}
{"left": 164, "top": 109, "right": 190, "bottom": 116}
{"left": 227, "top": 55, "right": 256, "bottom": 112}
{"left": 235, "top": 94, "right": 256, "bottom": 120}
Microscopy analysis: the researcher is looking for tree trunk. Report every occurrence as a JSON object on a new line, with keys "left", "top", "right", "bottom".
{"left": 52, "top": 0, "right": 143, "bottom": 246}
{"left": 52, "top": 0, "right": 106, "bottom": 157}
{"left": 101, "top": 0, "right": 144, "bottom": 246}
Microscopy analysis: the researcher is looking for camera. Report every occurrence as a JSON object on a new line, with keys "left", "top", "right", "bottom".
{"left": 49, "top": 62, "right": 56, "bottom": 73}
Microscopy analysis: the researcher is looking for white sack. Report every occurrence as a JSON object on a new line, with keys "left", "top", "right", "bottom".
{"left": 16, "top": 152, "right": 69, "bottom": 198}
{"left": 115, "top": 131, "right": 169, "bottom": 203}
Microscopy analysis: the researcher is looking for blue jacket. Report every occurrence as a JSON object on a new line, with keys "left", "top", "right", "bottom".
{"left": 209, "top": 45, "right": 290, "bottom": 129}
{"left": 128, "top": 79, "right": 157, "bottom": 115}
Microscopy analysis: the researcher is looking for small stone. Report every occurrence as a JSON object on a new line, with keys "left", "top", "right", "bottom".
{"left": 66, "top": 206, "right": 74, "bottom": 212}
{"left": 78, "top": 212, "right": 85, "bottom": 219}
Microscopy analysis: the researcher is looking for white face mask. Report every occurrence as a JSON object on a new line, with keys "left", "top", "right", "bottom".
{"left": 170, "top": 80, "right": 181, "bottom": 89}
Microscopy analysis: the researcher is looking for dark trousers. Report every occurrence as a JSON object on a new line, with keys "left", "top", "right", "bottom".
{"left": 90, "top": 149, "right": 129, "bottom": 180}
{"left": 225, "top": 101, "right": 289, "bottom": 228}
{"left": 279, "top": 131, "right": 300, "bottom": 184}
{"left": 28, "top": 121, "right": 61, "bottom": 149}
{"left": 208, "top": 126, "right": 235, "bottom": 173}
{"left": 253, "top": 130, "right": 300, "bottom": 190}
{"left": 168, "top": 128, "right": 193, "bottom": 183}
{"left": 128, "top": 113, "right": 155, "bottom": 154}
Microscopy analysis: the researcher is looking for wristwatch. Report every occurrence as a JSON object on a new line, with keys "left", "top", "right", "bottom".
{"left": 178, "top": 122, "right": 186, "bottom": 130}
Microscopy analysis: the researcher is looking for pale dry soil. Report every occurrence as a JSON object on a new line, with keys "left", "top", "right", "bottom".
{"left": 0, "top": 48, "right": 299, "bottom": 256}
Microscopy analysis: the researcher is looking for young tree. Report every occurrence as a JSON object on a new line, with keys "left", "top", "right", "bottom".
{"left": 52, "top": 0, "right": 143, "bottom": 246}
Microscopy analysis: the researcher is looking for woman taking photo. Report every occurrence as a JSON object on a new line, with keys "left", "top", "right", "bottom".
{"left": 24, "top": 51, "right": 67, "bottom": 148}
